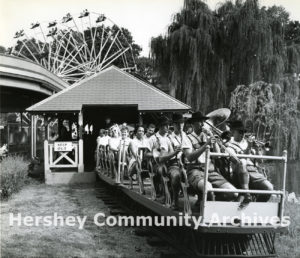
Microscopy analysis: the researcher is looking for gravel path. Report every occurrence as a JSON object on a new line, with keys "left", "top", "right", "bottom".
{"left": 0, "top": 182, "right": 175, "bottom": 258}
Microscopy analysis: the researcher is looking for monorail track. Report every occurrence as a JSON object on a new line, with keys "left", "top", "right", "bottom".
{"left": 96, "top": 171, "right": 280, "bottom": 258}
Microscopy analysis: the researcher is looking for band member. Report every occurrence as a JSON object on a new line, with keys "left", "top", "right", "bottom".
{"left": 226, "top": 121, "right": 273, "bottom": 203}
{"left": 148, "top": 116, "right": 182, "bottom": 210}
{"left": 184, "top": 112, "right": 238, "bottom": 201}
{"left": 145, "top": 123, "right": 156, "bottom": 138}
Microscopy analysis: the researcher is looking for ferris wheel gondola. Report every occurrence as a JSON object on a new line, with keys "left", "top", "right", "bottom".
{"left": 9, "top": 10, "right": 137, "bottom": 84}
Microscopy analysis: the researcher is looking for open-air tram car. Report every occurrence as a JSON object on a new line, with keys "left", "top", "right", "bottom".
{"left": 96, "top": 118, "right": 289, "bottom": 258}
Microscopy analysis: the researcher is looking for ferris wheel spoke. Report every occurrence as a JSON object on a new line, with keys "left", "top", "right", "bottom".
{"left": 114, "top": 37, "right": 129, "bottom": 68}
{"left": 59, "top": 60, "right": 94, "bottom": 76}
{"left": 55, "top": 45, "right": 87, "bottom": 75}
{"left": 100, "top": 47, "right": 130, "bottom": 71}
{"left": 99, "top": 30, "right": 120, "bottom": 68}
{"left": 71, "top": 19, "right": 89, "bottom": 62}
{"left": 51, "top": 31, "right": 75, "bottom": 72}
{"left": 88, "top": 17, "right": 99, "bottom": 61}
{"left": 80, "top": 18, "right": 93, "bottom": 61}
{"left": 56, "top": 59, "right": 86, "bottom": 77}
{"left": 93, "top": 47, "right": 123, "bottom": 70}
{"left": 67, "top": 32, "right": 89, "bottom": 64}
{"left": 93, "top": 27, "right": 115, "bottom": 68}
{"left": 94, "top": 25, "right": 106, "bottom": 66}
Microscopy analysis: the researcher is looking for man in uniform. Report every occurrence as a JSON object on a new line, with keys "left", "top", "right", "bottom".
{"left": 148, "top": 116, "right": 182, "bottom": 209}
{"left": 226, "top": 121, "right": 273, "bottom": 203}
{"left": 184, "top": 112, "right": 238, "bottom": 201}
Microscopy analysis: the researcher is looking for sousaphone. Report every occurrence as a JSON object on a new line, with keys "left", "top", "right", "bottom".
{"left": 205, "top": 108, "right": 231, "bottom": 130}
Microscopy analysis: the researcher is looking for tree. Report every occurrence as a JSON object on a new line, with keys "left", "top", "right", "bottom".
{"left": 150, "top": 0, "right": 299, "bottom": 111}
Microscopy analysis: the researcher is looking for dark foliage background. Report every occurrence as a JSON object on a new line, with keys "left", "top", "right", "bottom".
{"left": 151, "top": 0, "right": 300, "bottom": 192}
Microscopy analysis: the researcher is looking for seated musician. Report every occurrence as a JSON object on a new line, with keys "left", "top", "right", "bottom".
{"left": 185, "top": 112, "right": 238, "bottom": 201}
{"left": 128, "top": 126, "right": 151, "bottom": 188}
{"left": 226, "top": 121, "right": 273, "bottom": 203}
{"left": 169, "top": 114, "right": 193, "bottom": 205}
{"left": 148, "top": 116, "right": 182, "bottom": 210}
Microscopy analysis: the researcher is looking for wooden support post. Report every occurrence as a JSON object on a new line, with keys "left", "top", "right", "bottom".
{"left": 78, "top": 112, "right": 84, "bottom": 173}
{"left": 44, "top": 140, "right": 50, "bottom": 174}
{"left": 31, "top": 115, "right": 36, "bottom": 158}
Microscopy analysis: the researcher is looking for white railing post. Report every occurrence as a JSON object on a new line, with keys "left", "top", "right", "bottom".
{"left": 44, "top": 140, "right": 50, "bottom": 174}
{"left": 78, "top": 111, "right": 84, "bottom": 173}
{"left": 201, "top": 145, "right": 210, "bottom": 222}
{"left": 78, "top": 139, "right": 84, "bottom": 172}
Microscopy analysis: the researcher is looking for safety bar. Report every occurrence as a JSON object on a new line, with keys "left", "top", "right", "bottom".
{"left": 201, "top": 147, "right": 288, "bottom": 224}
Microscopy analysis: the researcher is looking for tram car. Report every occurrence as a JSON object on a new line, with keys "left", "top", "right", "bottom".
{"left": 96, "top": 109, "right": 288, "bottom": 257}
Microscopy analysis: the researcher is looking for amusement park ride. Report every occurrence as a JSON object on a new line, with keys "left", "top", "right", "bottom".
{"left": 9, "top": 10, "right": 137, "bottom": 84}
{"left": 8, "top": 10, "right": 290, "bottom": 258}
{"left": 96, "top": 110, "right": 289, "bottom": 257}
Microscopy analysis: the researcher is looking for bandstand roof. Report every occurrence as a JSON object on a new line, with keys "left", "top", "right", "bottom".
{"left": 27, "top": 66, "right": 191, "bottom": 113}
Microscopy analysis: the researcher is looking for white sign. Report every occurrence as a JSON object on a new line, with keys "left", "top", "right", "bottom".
{"left": 54, "top": 142, "right": 73, "bottom": 152}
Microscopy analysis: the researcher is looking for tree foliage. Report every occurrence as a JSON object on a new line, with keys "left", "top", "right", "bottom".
{"left": 150, "top": 0, "right": 300, "bottom": 112}
{"left": 230, "top": 77, "right": 299, "bottom": 160}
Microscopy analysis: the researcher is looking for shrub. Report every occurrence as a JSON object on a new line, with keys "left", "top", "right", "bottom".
{"left": 0, "top": 155, "right": 29, "bottom": 199}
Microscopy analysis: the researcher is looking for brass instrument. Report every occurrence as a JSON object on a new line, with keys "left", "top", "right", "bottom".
{"left": 204, "top": 108, "right": 241, "bottom": 165}
{"left": 244, "top": 133, "right": 271, "bottom": 151}
{"left": 203, "top": 108, "right": 232, "bottom": 142}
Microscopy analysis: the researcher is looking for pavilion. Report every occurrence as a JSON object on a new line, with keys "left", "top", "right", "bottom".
{"left": 27, "top": 65, "right": 190, "bottom": 184}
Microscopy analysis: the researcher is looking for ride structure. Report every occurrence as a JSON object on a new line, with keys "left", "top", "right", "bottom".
{"left": 96, "top": 112, "right": 289, "bottom": 257}
{"left": 9, "top": 10, "right": 137, "bottom": 84}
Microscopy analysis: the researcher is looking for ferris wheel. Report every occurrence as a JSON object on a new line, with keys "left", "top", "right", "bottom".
{"left": 9, "top": 10, "right": 137, "bottom": 84}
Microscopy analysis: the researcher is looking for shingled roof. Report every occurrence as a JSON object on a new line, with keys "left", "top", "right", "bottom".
{"left": 27, "top": 66, "right": 190, "bottom": 112}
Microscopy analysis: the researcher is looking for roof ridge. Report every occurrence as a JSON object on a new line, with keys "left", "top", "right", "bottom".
{"left": 111, "top": 66, "right": 191, "bottom": 109}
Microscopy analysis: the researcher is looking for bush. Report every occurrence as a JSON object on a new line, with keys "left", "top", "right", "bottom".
{"left": 0, "top": 155, "right": 29, "bottom": 199}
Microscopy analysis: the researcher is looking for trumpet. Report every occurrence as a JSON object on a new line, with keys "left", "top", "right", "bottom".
{"left": 244, "top": 134, "right": 271, "bottom": 150}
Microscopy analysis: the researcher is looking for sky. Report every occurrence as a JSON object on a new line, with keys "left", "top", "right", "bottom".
{"left": 0, "top": 0, "right": 300, "bottom": 57}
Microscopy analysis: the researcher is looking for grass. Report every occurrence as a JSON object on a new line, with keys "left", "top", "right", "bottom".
{"left": 0, "top": 183, "right": 173, "bottom": 258}
{"left": 0, "top": 155, "right": 29, "bottom": 199}
{"left": 276, "top": 201, "right": 300, "bottom": 258}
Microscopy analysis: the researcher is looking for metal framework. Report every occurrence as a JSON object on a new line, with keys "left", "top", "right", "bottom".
{"left": 9, "top": 10, "right": 137, "bottom": 84}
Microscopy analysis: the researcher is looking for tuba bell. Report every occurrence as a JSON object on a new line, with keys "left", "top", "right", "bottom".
{"left": 203, "top": 108, "right": 232, "bottom": 141}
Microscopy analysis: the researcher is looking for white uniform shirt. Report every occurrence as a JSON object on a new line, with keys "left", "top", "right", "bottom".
{"left": 148, "top": 132, "right": 173, "bottom": 158}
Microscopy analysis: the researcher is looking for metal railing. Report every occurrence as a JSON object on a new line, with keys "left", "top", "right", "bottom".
{"left": 201, "top": 146, "right": 288, "bottom": 224}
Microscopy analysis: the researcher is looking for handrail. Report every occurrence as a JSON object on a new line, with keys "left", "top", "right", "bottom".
{"left": 207, "top": 188, "right": 283, "bottom": 195}
{"left": 209, "top": 152, "right": 286, "bottom": 161}
{"left": 201, "top": 148, "right": 288, "bottom": 224}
